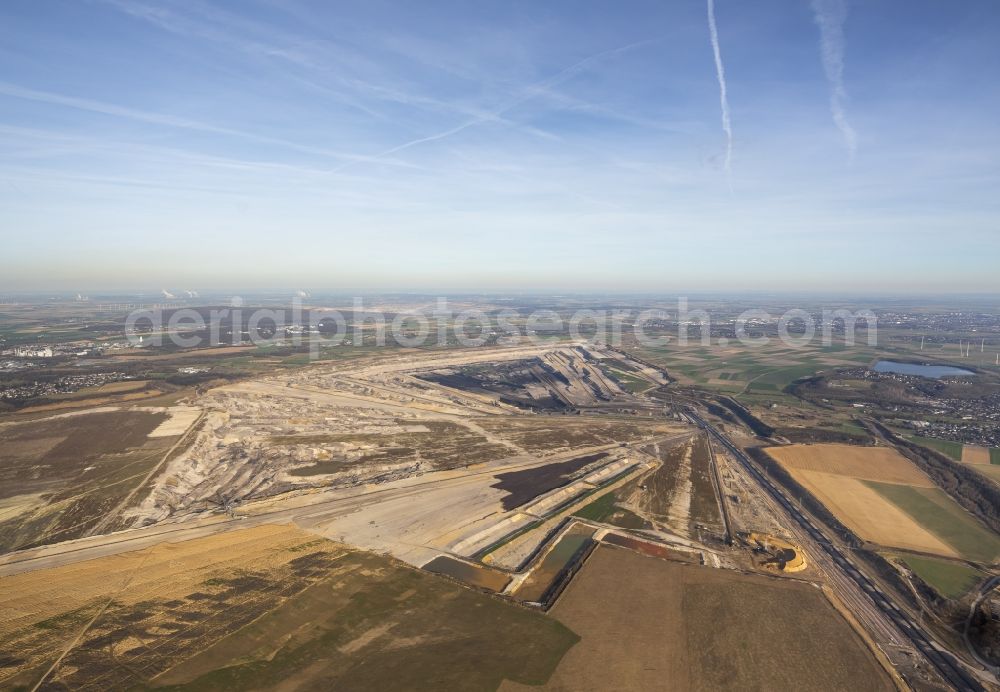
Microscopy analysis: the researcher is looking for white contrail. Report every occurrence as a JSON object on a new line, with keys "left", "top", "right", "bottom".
{"left": 706, "top": 0, "right": 732, "bottom": 177}
{"left": 811, "top": 0, "right": 857, "bottom": 158}
{"left": 334, "top": 38, "right": 657, "bottom": 171}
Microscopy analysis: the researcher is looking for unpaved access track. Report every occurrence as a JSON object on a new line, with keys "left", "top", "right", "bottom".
{"left": 0, "top": 434, "right": 690, "bottom": 577}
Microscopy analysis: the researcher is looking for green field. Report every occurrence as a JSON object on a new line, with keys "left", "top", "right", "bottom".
{"left": 605, "top": 367, "right": 653, "bottom": 394}
{"left": 866, "top": 481, "right": 1000, "bottom": 563}
{"left": 993, "top": 448, "right": 1000, "bottom": 465}
{"left": 573, "top": 490, "right": 646, "bottom": 529}
{"left": 635, "top": 340, "right": 878, "bottom": 396}
{"left": 573, "top": 491, "right": 617, "bottom": 521}
{"left": 898, "top": 554, "right": 981, "bottom": 599}
{"left": 906, "top": 435, "right": 964, "bottom": 461}
{"left": 747, "top": 363, "right": 829, "bottom": 391}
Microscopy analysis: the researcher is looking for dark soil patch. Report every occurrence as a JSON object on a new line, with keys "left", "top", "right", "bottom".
{"left": 492, "top": 452, "right": 608, "bottom": 510}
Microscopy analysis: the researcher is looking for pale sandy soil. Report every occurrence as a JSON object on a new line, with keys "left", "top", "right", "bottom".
{"left": 766, "top": 443, "right": 935, "bottom": 487}
{"left": 143, "top": 406, "right": 201, "bottom": 438}
{"left": 0, "top": 524, "right": 339, "bottom": 638}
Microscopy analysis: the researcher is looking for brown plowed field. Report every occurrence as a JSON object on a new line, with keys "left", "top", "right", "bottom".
{"left": 500, "top": 545, "right": 892, "bottom": 692}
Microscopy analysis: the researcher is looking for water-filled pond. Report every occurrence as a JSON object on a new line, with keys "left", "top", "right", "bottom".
{"left": 872, "top": 360, "right": 974, "bottom": 379}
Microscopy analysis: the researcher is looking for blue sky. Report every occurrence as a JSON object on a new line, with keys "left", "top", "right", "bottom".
{"left": 0, "top": 0, "right": 998, "bottom": 293}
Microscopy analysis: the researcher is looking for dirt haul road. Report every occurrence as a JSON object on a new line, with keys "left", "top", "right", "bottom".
{"left": 0, "top": 434, "right": 691, "bottom": 578}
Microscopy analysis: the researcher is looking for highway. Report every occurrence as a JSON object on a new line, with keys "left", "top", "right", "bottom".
{"left": 687, "top": 409, "right": 984, "bottom": 692}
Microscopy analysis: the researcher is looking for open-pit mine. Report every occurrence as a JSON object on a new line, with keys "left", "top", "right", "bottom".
{"left": 0, "top": 340, "right": 981, "bottom": 691}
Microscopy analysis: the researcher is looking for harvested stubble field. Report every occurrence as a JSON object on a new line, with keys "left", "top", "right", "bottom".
{"left": 500, "top": 545, "right": 892, "bottom": 692}
{"left": 766, "top": 444, "right": 933, "bottom": 485}
{"left": 0, "top": 524, "right": 578, "bottom": 691}
{"left": 767, "top": 444, "right": 1000, "bottom": 561}
{"left": 962, "top": 445, "right": 992, "bottom": 465}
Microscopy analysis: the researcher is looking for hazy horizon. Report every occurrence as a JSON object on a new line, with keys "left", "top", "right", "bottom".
{"left": 2, "top": 0, "right": 999, "bottom": 293}
{"left": 4, "top": 289, "right": 1000, "bottom": 307}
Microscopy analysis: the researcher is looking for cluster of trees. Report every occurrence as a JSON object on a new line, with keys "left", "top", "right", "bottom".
{"left": 717, "top": 397, "right": 775, "bottom": 437}
{"left": 968, "top": 602, "right": 1000, "bottom": 666}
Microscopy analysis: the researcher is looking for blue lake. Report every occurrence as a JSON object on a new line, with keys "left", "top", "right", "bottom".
{"left": 873, "top": 360, "right": 974, "bottom": 379}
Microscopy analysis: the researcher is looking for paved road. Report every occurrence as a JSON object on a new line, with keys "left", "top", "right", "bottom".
{"left": 687, "top": 409, "right": 983, "bottom": 692}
